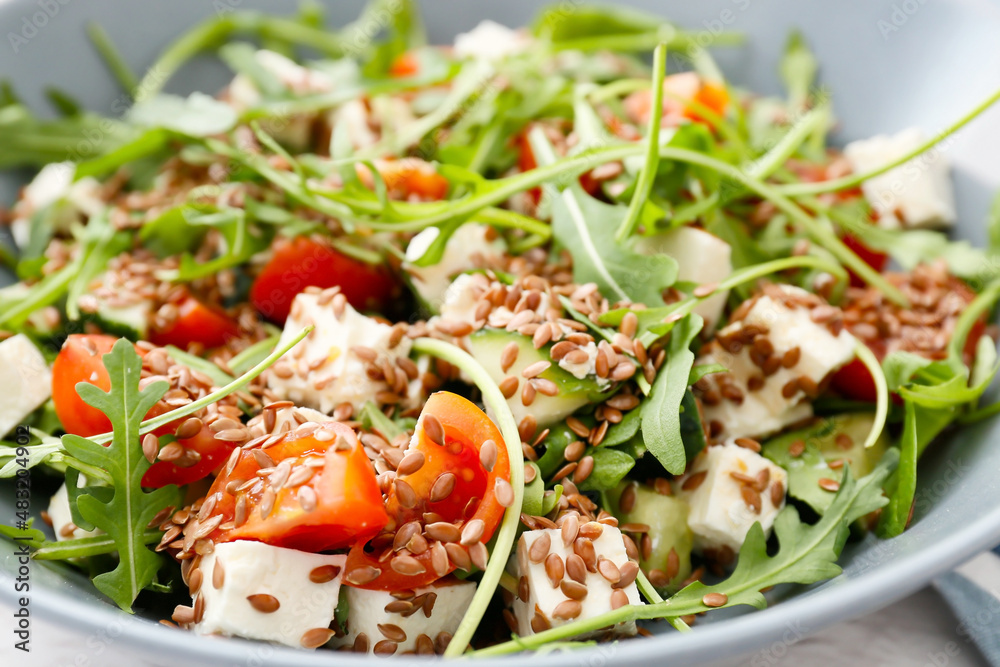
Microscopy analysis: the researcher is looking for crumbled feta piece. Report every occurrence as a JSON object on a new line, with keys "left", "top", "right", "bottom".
{"left": 453, "top": 20, "right": 531, "bottom": 61}
{"left": 192, "top": 541, "right": 345, "bottom": 648}
{"left": 0, "top": 334, "right": 52, "bottom": 438}
{"left": 47, "top": 480, "right": 101, "bottom": 542}
{"left": 512, "top": 524, "right": 641, "bottom": 638}
{"left": 632, "top": 226, "right": 732, "bottom": 332}
{"left": 333, "top": 578, "right": 476, "bottom": 654}
{"left": 439, "top": 272, "right": 552, "bottom": 332}
{"left": 844, "top": 127, "right": 956, "bottom": 229}
{"left": 676, "top": 443, "right": 787, "bottom": 553}
{"left": 11, "top": 162, "right": 104, "bottom": 248}
{"left": 558, "top": 341, "right": 599, "bottom": 379}
{"left": 405, "top": 224, "right": 505, "bottom": 310}
{"left": 266, "top": 292, "right": 414, "bottom": 413}
{"left": 696, "top": 285, "right": 856, "bottom": 441}
{"left": 330, "top": 98, "right": 378, "bottom": 151}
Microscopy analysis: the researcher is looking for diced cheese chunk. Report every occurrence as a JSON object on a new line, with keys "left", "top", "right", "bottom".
{"left": 266, "top": 292, "right": 415, "bottom": 413}
{"left": 632, "top": 226, "right": 732, "bottom": 332}
{"left": 332, "top": 578, "right": 476, "bottom": 655}
{"left": 0, "top": 334, "right": 52, "bottom": 437}
{"left": 512, "top": 524, "right": 641, "bottom": 638}
{"left": 844, "top": 127, "right": 956, "bottom": 229}
{"left": 454, "top": 20, "right": 531, "bottom": 61}
{"left": 47, "top": 480, "right": 101, "bottom": 542}
{"left": 676, "top": 443, "right": 787, "bottom": 553}
{"left": 11, "top": 162, "right": 104, "bottom": 248}
{"left": 405, "top": 224, "right": 505, "bottom": 310}
{"left": 329, "top": 99, "right": 378, "bottom": 152}
{"left": 697, "top": 285, "right": 856, "bottom": 441}
{"left": 193, "top": 541, "right": 345, "bottom": 648}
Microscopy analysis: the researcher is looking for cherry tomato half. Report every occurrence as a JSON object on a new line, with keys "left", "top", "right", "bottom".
{"left": 345, "top": 392, "right": 511, "bottom": 590}
{"left": 148, "top": 296, "right": 239, "bottom": 350}
{"left": 206, "top": 421, "right": 389, "bottom": 552}
{"left": 250, "top": 236, "right": 399, "bottom": 324}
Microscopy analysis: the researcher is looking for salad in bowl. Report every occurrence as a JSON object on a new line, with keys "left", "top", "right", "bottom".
{"left": 1, "top": 0, "right": 999, "bottom": 657}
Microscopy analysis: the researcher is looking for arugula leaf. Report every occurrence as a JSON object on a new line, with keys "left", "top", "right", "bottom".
{"left": 576, "top": 448, "right": 635, "bottom": 492}
{"left": 128, "top": 93, "right": 237, "bottom": 137}
{"left": 529, "top": 130, "right": 678, "bottom": 308}
{"left": 358, "top": 401, "right": 406, "bottom": 442}
{"left": 678, "top": 388, "right": 707, "bottom": 463}
{"left": 521, "top": 462, "right": 546, "bottom": 517}
{"left": 779, "top": 30, "right": 818, "bottom": 110}
{"left": 601, "top": 406, "right": 641, "bottom": 448}
{"left": 60, "top": 340, "right": 181, "bottom": 611}
{"left": 878, "top": 402, "right": 919, "bottom": 538}
{"left": 639, "top": 314, "right": 703, "bottom": 474}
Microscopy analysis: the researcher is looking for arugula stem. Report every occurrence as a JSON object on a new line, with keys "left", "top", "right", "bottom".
{"left": 854, "top": 342, "right": 889, "bottom": 449}
{"left": 959, "top": 399, "right": 1000, "bottom": 424}
{"left": 86, "top": 23, "right": 139, "bottom": 93}
{"left": 85, "top": 326, "right": 312, "bottom": 444}
{"left": 33, "top": 530, "right": 161, "bottom": 561}
{"left": 615, "top": 43, "right": 666, "bottom": 244}
{"left": 774, "top": 86, "right": 1000, "bottom": 197}
{"left": 746, "top": 104, "right": 829, "bottom": 181}
{"left": 411, "top": 338, "right": 524, "bottom": 658}
{"left": 947, "top": 279, "right": 1000, "bottom": 367}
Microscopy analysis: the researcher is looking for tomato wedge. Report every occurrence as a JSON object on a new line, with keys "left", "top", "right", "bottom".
{"left": 623, "top": 73, "right": 728, "bottom": 129}
{"left": 148, "top": 296, "right": 239, "bottom": 350}
{"left": 250, "top": 236, "right": 399, "bottom": 324}
{"left": 52, "top": 334, "right": 239, "bottom": 488}
{"left": 345, "top": 392, "right": 511, "bottom": 590}
{"left": 841, "top": 233, "right": 889, "bottom": 288}
{"left": 206, "top": 422, "right": 388, "bottom": 552}
{"left": 358, "top": 159, "right": 450, "bottom": 201}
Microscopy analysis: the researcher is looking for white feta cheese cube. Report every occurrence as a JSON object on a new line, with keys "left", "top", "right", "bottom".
{"left": 47, "top": 480, "right": 101, "bottom": 542}
{"left": 454, "top": 20, "right": 531, "bottom": 61}
{"left": 0, "top": 334, "right": 51, "bottom": 438}
{"left": 512, "top": 524, "right": 641, "bottom": 638}
{"left": 696, "top": 285, "right": 856, "bottom": 441}
{"left": 192, "top": 541, "right": 345, "bottom": 648}
{"left": 332, "top": 577, "right": 476, "bottom": 655}
{"left": 329, "top": 99, "right": 378, "bottom": 151}
{"left": 632, "top": 226, "right": 732, "bottom": 332}
{"left": 676, "top": 443, "right": 788, "bottom": 554}
{"left": 11, "top": 162, "right": 104, "bottom": 248}
{"left": 266, "top": 292, "right": 414, "bottom": 413}
{"left": 405, "top": 224, "right": 506, "bottom": 311}
{"left": 844, "top": 127, "right": 956, "bottom": 229}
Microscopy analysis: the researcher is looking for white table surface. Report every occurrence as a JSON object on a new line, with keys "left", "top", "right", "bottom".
{"left": 0, "top": 583, "right": 988, "bottom": 666}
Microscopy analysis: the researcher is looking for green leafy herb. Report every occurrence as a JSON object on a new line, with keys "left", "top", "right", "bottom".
{"left": 639, "top": 314, "right": 703, "bottom": 474}
{"left": 779, "top": 31, "right": 818, "bottom": 110}
{"left": 61, "top": 340, "right": 181, "bottom": 611}
{"left": 576, "top": 447, "right": 635, "bottom": 492}
{"left": 129, "top": 93, "right": 238, "bottom": 137}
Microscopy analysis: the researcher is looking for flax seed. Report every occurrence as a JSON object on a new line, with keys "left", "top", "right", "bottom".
{"left": 247, "top": 594, "right": 280, "bottom": 613}
{"left": 771, "top": 480, "right": 785, "bottom": 506}
{"left": 818, "top": 478, "right": 840, "bottom": 492}
{"left": 528, "top": 533, "right": 551, "bottom": 563}
{"left": 734, "top": 437, "right": 761, "bottom": 453}
{"left": 480, "top": 439, "right": 498, "bottom": 472}
{"left": 500, "top": 341, "right": 519, "bottom": 372}
{"left": 445, "top": 543, "right": 471, "bottom": 571}
{"left": 682, "top": 470, "right": 708, "bottom": 492}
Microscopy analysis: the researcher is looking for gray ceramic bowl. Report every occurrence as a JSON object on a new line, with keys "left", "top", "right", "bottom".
{"left": 3, "top": 1, "right": 1000, "bottom": 665}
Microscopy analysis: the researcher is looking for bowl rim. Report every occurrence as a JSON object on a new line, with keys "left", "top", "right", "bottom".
{"left": 7, "top": 499, "right": 1000, "bottom": 665}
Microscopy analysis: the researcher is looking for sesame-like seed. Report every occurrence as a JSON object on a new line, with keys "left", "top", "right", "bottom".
{"left": 517, "top": 575, "right": 530, "bottom": 601}
{"left": 578, "top": 521, "right": 604, "bottom": 540}
{"left": 560, "top": 579, "right": 588, "bottom": 600}
{"left": 754, "top": 468, "right": 771, "bottom": 492}
{"left": 430, "top": 472, "right": 457, "bottom": 502}
{"left": 771, "top": 480, "right": 785, "bottom": 506}
{"left": 524, "top": 463, "right": 537, "bottom": 484}
{"left": 385, "top": 599, "right": 414, "bottom": 614}
{"left": 346, "top": 565, "right": 382, "bottom": 586}
{"left": 665, "top": 547, "right": 680, "bottom": 581}
{"left": 789, "top": 440, "right": 805, "bottom": 457}
{"left": 741, "top": 486, "right": 762, "bottom": 514}
{"left": 259, "top": 488, "right": 276, "bottom": 519}
{"left": 187, "top": 567, "right": 203, "bottom": 596}
{"left": 499, "top": 375, "right": 519, "bottom": 398}
{"left": 394, "top": 478, "right": 419, "bottom": 509}
{"left": 251, "top": 449, "right": 275, "bottom": 469}
{"left": 544, "top": 553, "right": 565, "bottom": 588}
{"left": 610, "top": 588, "right": 630, "bottom": 610}
{"left": 565, "top": 553, "right": 587, "bottom": 584}
{"left": 521, "top": 380, "right": 537, "bottom": 406}
{"left": 835, "top": 433, "right": 854, "bottom": 450}
{"left": 522, "top": 360, "right": 551, "bottom": 379}
{"left": 560, "top": 514, "right": 580, "bottom": 546}
{"left": 619, "top": 484, "right": 637, "bottom": 513}
{"left": 564, "top": 440, "right": 585, "bottom": 463}
{"left": 682, "top": 471, "right": 708, "bottom": 492}
{"left": 480, "top": 440, "right": 498, "bottom": 472}
{"left": 353, "top": 633, "right": 370, "bottom": 653}
{"left": 297, "top": 485, "right": 318, "bottom": 512}
{"left": 640, "top": 533, "right": 653, "bottom": 561}
{"left": 469, "top": 541, "right": 489, "bottom": 570}
{"left": 614, "top": 560, "right": 639, "bottom": 589}
{"left": 781, "top": 347, "right": 802, "bottom": 368}
{"left": 500, "top": 341, "right": 520, "bottom": 373}
{"left": 172, "top": 604, "right": 195, "bottom": 625}
{"left": 422, "top": 414, "right": 445, "bottom": 446}
{"left": 461, "top": 519, "right": 486, "bottom": 546}
{"left": 597, "top": 557, "right": 621, "bottom": 584}
{"left": 495, "top": 478, "right": 515, "bottom": 507}
{"left": 157, "top": 442, "right": 184, "bottom": 462}
{"left": 552, "top": 600, "right": 583, "bottom": 620}
{"left": 308, "top": 563, "right": 341, "bottom": 584}
{"left": 435, "top": 631, "right": 453, "bottom": 654}
{"left": 693, "top": 282, "right": 718, "bottom": 298}
{"left": 828, "top": 458, "right": 846, "bottom": 469}
{"left": 233, "top": 495, "right": 248, "bottom": 527}
{"left": 247, "top": 594, "right": 280, "bottom": 613}
{"left": 734, "top": 437, "right": 762, "bottom": 453}
{"left": 175, "top": 417, "right": 203, "bottom": 440}
{"left": 553, "top": 462, "right": 578, "bottom": 482}
{"left": 396, "top": 451, "right": 426, "bottom": 476}
{"left": 378, "top": 623, "right": 407, "bottom": 643}
{"left": 445, "top": 543, "right": 472, "bottom": 571}
{"left": 818, "top": 478, "right": 840, "bottom": 492}
{"left": 300, "top": 627, "right": 335, "bottom": 649}
{"left": 573, "top": 455, "right": 595, "bottom": 484}
{"left": 373, "top": 640, "right": 398, "bottom": 656}
{"left": 142, "top": 433, "right": 159, "bottom": 464}
{"left": 654, "top": 477, "right": 672, "bottom": 496}
{"left": 531, "top": 607, "right": 551, "bottom": 633}
{"left": 528, "top": 533, "right": 551, "bottom": 563}
{"left": 620, "top": 312, "right": 638, "bottom": 338}
{"left": 425, "top": 522, "right": 461, "bottom": 543}
{"left": 286, "top": 466, "right": 315, "bottom": 488}
{"left": 702, "top": 592, "right": 729, "bottom": 607}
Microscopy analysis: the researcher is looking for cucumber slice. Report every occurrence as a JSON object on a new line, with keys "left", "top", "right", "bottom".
{"left": 762, "top": 412, "right": 889, "bottom": 515}
{"left": 466, "top": 327, "right": 613, "bottom": 427}
{"left": 608, "top": 482, "right": 693, "bottom": 593}
{"left": 90, "top": 301, "right": 151, "bottom": 340}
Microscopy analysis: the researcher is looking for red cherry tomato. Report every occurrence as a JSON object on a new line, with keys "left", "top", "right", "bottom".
{"left": 250, "top": 236, "right": 398, "bottom": 324}
{"left": 389, "top": 51, "right": 420, "bottom": 78}
{"left": 345, "top": 392, "right": 511, "bottom": 590}
{"left": 206, "top": 422, "right": 389, "bottom": 552}
{"left": 52, "top": 334, "right": 239, "bottom": 488}
{"left": 841, "top": 233, "right": 889, "bottom": 288}
{"left": 148, "top": 296, "right": 239, "bottom": 350}
{"left": 516, "top": 126, "right": 602, "bottom": 205}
